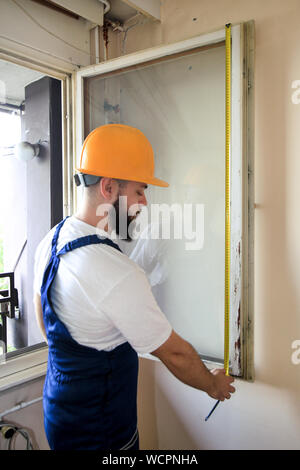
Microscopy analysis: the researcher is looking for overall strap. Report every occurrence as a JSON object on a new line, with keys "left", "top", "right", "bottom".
{"left": 50, "top": 216, "right": 122, "bottom": 257}
{"left": 57, "top": 234, "right": 122, "bottom": 256}
{"left": 51, "top": 216, "right": 70, "bottom": 257}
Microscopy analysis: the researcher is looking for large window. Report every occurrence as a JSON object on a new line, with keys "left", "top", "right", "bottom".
{"left": 76, "top": 23, "right": 254, "bottom": 379}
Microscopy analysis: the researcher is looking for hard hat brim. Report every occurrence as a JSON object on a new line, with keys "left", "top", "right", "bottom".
{"left": 146, "top": 176, "right": 169, "bottom": 188}
{"left": 76, "top": 168, "right": 169, "bottom": 188}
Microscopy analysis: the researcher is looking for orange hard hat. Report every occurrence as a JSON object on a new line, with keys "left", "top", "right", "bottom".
{"left": 76, "top": 124, "right": 169, "bottom": 188}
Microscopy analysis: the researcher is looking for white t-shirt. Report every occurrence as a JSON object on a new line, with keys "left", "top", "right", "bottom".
{"left": 33, "top": 216, "right": 172, "bottom": 354}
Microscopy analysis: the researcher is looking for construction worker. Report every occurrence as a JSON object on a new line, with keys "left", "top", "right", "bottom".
{"left": 34, "top": 124, "right": 235, "bottom": 451}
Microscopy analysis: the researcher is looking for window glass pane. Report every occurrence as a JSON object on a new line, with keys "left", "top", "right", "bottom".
{"left": 84, "top": 45, "right": 225, "bottom": 359}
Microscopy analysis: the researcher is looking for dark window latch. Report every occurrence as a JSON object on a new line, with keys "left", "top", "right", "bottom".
{"left": 0, "top": 272, "right": 19, "bottom": 319}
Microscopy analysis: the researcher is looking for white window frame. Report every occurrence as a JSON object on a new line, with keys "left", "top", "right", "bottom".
{"left": 0, "top": 51, "right": 73, "bottom": 392}
{"left": 73, "top": 23, "right": 254, "bottom": 380}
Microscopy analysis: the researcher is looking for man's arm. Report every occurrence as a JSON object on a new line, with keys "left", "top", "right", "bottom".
{"left": 151, "top": 330, "right": 235, "bottom": 401}
{"left": 33, "top": 293, "right": 48, "bottom": 344}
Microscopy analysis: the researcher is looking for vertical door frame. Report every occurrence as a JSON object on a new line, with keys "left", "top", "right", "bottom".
{"left": 0, "top": 50, "right": 73, "bottom": 389}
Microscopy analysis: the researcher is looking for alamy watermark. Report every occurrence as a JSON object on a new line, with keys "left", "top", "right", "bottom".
{"left": 291, "top": 80, "right": 300, "bottom": 104}
{"left": 95, "top": 196, "right": 205, "bottom": 251}
{"left": 291, "top": 340, "right": 300, "bottom": 365}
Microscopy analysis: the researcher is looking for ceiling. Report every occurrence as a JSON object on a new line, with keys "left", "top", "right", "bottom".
{"left": 106, "top": 0, "right": 139, "bottom": 23}
{"left": 31, "top": 0, "right": 143, "bottom": 25}
{"left": 0, "top": 60, "right": 44, "bottom": 107}
{"left": 0, "top": 0, "right": 157, "bottom": 108}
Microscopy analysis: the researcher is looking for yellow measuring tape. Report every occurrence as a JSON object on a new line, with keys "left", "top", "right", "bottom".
{"left": 224, "top": 23, "right": 231, "bottom": 377}
{"left": 205, "top": 24, "right": 231, "bottom": 420}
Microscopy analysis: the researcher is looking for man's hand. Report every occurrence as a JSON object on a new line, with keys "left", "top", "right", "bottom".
{"left": 151, "top": 330, "right": 235, "bottom": 399}
{"left": 207, "top": 369, "right": 235, "bottom": 401}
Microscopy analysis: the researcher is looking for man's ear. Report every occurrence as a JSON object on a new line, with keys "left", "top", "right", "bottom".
{"left": 100, "top": 178, "right": 119, "bottom": 201}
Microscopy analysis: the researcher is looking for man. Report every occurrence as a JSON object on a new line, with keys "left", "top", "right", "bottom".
{"left": 34, "top": 124, "right": 235, "bottom": 451}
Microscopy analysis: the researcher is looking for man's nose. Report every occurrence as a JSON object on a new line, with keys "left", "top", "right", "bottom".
{"left": 141, "top": 193, "right": 147, "bottom": 206}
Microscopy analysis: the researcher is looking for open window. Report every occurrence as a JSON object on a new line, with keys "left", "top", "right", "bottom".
{"left": 0, "top": 57, "right": 71, "bottom": 389}
{"left": 74, "top": 22, "right": 255, "bottom": 380}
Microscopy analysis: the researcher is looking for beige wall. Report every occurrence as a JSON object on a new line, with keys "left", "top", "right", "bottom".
{"left": 133, "top": 0, "right": 300, "bottom": 450}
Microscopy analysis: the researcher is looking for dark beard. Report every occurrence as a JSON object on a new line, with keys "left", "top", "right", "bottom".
{"left": 112, "top": 196, "right": 136, "bottom": 242}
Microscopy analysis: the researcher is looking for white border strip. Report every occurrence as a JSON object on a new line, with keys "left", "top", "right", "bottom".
{"left": 229, "top": 24, "right": 243, "bottom": 376}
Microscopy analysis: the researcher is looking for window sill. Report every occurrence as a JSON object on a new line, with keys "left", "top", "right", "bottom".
{"left": 0, "top": 346, "right": 48, "bottom": 392}
{"left": 0, "top": 349, "right": 225, "bottom": 392}
{"left": 139, "top": 352, "right": 224, "bottom": 370}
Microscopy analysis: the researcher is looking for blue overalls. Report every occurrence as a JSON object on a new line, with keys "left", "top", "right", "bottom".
{"left": 41, "top": 217, "right": 139, "bottom": 450}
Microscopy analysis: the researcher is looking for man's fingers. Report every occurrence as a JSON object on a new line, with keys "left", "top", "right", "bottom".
{"left": 211, "top": 368, "right": 226, "bottom": 375}
{"left": 210, "top": 369, "right": 236, "bottom": 401}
